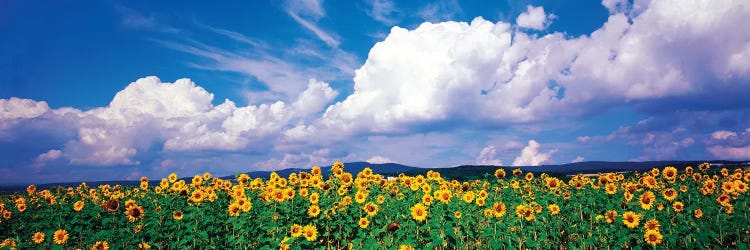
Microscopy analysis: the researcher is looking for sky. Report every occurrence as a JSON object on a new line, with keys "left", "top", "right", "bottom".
{"left": 1, "top": 0, "right": 750, "bottom": 184}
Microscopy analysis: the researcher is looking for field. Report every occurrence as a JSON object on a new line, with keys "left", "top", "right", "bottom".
{"left": 0, "top": 162, "right": 749, "bottom": 249}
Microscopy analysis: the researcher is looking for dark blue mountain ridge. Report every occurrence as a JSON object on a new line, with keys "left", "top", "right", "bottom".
{"left": 2, "top": 160, "right": 748, "bottom": 194}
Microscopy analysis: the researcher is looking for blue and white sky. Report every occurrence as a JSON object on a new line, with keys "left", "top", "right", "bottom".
{"left": 2, "top": 0, "right": 750, "bottom": 184}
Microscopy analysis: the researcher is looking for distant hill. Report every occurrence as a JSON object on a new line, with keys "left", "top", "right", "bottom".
{"left": 2, "top": 160, "right": 747, "bottom": 194}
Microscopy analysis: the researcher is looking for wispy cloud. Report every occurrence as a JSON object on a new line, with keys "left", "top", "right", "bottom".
{"left": 114, "top": 4, "right": 180, "bottom": 34}
{"left": 365, "top": 0, "right": 399, "bottom": 25}
{"left": 284, "top": 0, "right": 341, "bottom": 47}
{"left": 417, "top": 0, "right": 462, "bottom": 23}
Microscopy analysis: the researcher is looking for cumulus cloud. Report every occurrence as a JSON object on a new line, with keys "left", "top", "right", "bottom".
{"left": 287, "top": 0, "right": 750, "bottom": 141}
{"left": 512, "top": 140, "right": 557, "bottom": 166}
{"left": 571, "top": 156, "right": 585, "bottom": 163}
{"left": 712, "top": 130, "right": 737, "bottom": 140}
{"left": 515, "top": 5, "right": 554, "bottom": 30}
{"left": 476, "top": 145, "right": 503, "bottom": 166}
{"left": 707, "top": 146, "right": 750, "bottom": 160}
{"left": 2, "top": 76, "right": 338, "bottom": 168}
{"left": 367, "top": 156, "right": 394, "bottom": 164}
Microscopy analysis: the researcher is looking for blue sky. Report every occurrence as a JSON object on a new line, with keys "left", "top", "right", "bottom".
{"left": 1, "top": 0, "right": 750, "bottom": 184}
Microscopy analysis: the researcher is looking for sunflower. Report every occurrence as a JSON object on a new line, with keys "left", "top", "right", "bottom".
{"left": 605, "top": 210, "right": 617, "bottom": 224}
{"left": 189, "top": 189, "right": 205, "bottom": 204}
{"left": 363, "top": 202, "right": 379, "bottom": 217}
{"left": 73, "top": 200, "right": 85, "bottom": 212}
{"left": 512, "top": 169, "right": 522, "bottom": 177}
{"left": 173, "top": 210, "right": 184, "bottom": 220}
{"left": 662, "top": 166, "right": 677, "bottom": 181}
{"left": 32, "top": 232, "right": 44, "bottom": 244}
{"left": 17, "top": 203, "right": 26, "bottom": 212}
{"left": 721, "top": 181, "right": 735, "bottom": 194}
{"left": 639, "top": 191, "right": 655, "bottom": 210}
{"left": 494, "top": 169, "right": 506, "bottom": 179}
{"left": 422, "top": 194, "right": 433, "bottom": 205}
{"left": 410, "top": 203, "right": 428, "bottom": 222}
{"left": 309, "top": 192, "right": 320, "bottom": 204}
{"left": 694, "top": 209, "right": 703, "bottom": 218}
{"left": 644, "top": 219, "right": 660, "bottom": 231}
{"left": 105, "top": 199, "right": 120, "bottom": 212}
{"left": 228, "top": 203, "right": 241, "bottom": 217}
{"left": 454, "top": 211, "right": 462, "bottom": 219}
{"left": 492, "top": 202, "right": 507, "bottom": 218}
{"left": 475, "top": 197, "right": 486, "bottom": 207}
{"left": 735, "top": 180, "right": 748, "bottom": 193}
{"left": 644, "top": 230, "right": 663, "bottom": 246}
{"left": 126, "top": 205, "right": 145, "bottom": 222}
{"left": 680, "top": 185, "right": 688, "bottom": 192}
{"left": 3, "top": 210, "right": 11, "bottom": 219}
{"left": 525, "top": 172, "right": 534, "bottom": 181}
{"left": 168, "top": 173, "right": 178, "bottom": 183}
{"left": 53, "top": 229, "right": 69, "bottom": 245}
{"left": 662, "top": 188, "right": 677, "bottom": 201}
{"left": 399, "top": 244, "right": 415, "bottom": 250}
{"left": 140, "top": 181, "right": 148, "bottom": 190}
{"left": 605, "top": 183, "right": 617, "bottom": 195}
{"left": 308, "top": 205, "right": 321, "bottom": 217}
{"left": 672, "top": 201, "right": 684, "bottom": 213}
{"left": 462, "top": 192, "right": 475, "bottom": 203}
{"left": 376, "top": 195, "right": 385, "bottom": 204}
{"left": 358, "top": 217, "right": 370, "bottom": 229}
{"left": 303, "top": 225, "right": 318, "bottom": 242}
{"left": 622, "top": 211, "right": 640, "bottom": 228}
{"left": 289, "top": 224, "right": 303, "bottom": 238}
{"left": 92, "top": 241, "right": 110, "bottom": 250}
{"left": 548, "top": 204, "right": 560, "bottom": 215}
{"left": 137, "top": 242, "right": 151, "bottom": 250}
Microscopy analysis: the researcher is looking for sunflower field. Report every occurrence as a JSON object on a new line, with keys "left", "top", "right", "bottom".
{"left": 0, "top": 162, "right": 749, "bottom": 249}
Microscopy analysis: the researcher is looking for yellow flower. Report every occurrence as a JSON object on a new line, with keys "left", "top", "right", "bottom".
{"left": 644, "top": 230, "right": 663, "bottom": 246}
{"left": 639, "top": 191, "right": 655, "bottom": 210}
{"left": 454, "top": 211, "right": 462, "bottom": 219}
{"left": 399, "top": 244, "right": 415, "bottom": 250}
{"left": 662, "top": 166, "right": 677, "bottom": 181}
{"left": 672, "top": 201, "right": 684, "bottom": 213}
{"left": 644, "top": 219, "right": 660, "bottom": 231}
{"left": 168, "top": 173, "right": 177, "bottom": 183}
{"left": 605, "top": 210, "right": 617, "bottom": 224}
{"left": 303, "top": 225, "right": 318, "bottom": 242}
{"left": 662, "top": 188, "right": 677, "bottom": 201}
{"left": 53, "top": 229, "right": 69, "bottom": 245}
{"left": 228, "top": 203, "right": 241, "bottom": 217}
{"left": 137, "top": 242, "right": 151, "bottom": 250}
{"left": 308, "top": 205, "right": 321, "bottom": 217}
{"left": 525, "top": 172, "right": 534, "bottom": 181}
{"left": 309, "top": 192, "right": 320, "bottom": 204}
{"left": 92, "top": 241, "right": 110, "bottom": 250}
{"left": 492, "top": 202, "right": 507, "bottom": 218}
{"left": 32, "top": 232, "right": 44, "bottom": 244}
{"left": 410, "top": 203, "right": 428, "bottom": 222}
{"left": 290, "top": 224, "right": 303, "bottom": 237}
{"left": 622, "top": 211, "right": 640, "bottom": 229}
{"left": 462, "top": 192, "right": 475, "bottom": 203}
{"left": 358, "top": 217, "right": 370, "bottom": 229}
{"left": 494, "top": 169, "right": 506, "bottom": 179}
{"left": 173, "top": 211, "right": 184, "bottom": 220}
{"left": 548, "top": 204, "right": 560, "bottom": 215}
{"left": 125, "top": 205, "right": 145, "bottom": 222}
{"left": 363, "top": 202, "right": 379, "bottom": 217}
{"left": 605, "top": 183, "right": 617, "bottom": 195}
{"left": 694, "top": 209, "right": 703, "bottom": 218}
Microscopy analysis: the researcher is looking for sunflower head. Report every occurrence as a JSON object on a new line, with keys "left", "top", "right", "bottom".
{"left": 644, "top": 230, "right": 663, "bottom": 246}
{"left": 53, "top": 229, "right": 69, "bottom": 245}
{"left": 32, "top": 232, "right": 44, "bottom": 244}
{"left": 622, "top": 211, "right": 640, "bottom": 228}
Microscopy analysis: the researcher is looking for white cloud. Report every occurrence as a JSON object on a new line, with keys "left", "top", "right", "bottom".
{"left": 707, "top": 145, "right": 750, "bottom": 160}
{"left": 287, "top": 0, "right": 750, "bottom": 140}
{"left": 576, "top": 136, "right": 592, "bottom": 143}
{"left": 712, "top": 130, "right": 738, "bottom": 140}
{"left": 515, "top": 5, "right": 553, "bottom": 30}
{"left": 1, "top": 76, "right": 338, "bottom": 167}
{"left": 571, "top": 156, "right": 585, "bottom": 163}
{"left": 285, "top": 0, "right": 340, "bottom": 47}
{"left": 417, "top": 0, "right": 461, "bottom": 22}
{"left": 0, "top": 97, "right": 50, "bottom": 119}
{"left": 476, "top": 145, "right": 503, "bottom": 166}
{"left": 367, "top": 156, "right": 393, "bottom": 164}
{"left": 601, "top": 0, "right": 629, "bottom": 14}
{"left": 366, "top": 0, "right": 398, "bottom": 25}
{"left": 512, "top": 140, "right": 557, "bottom": 166}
